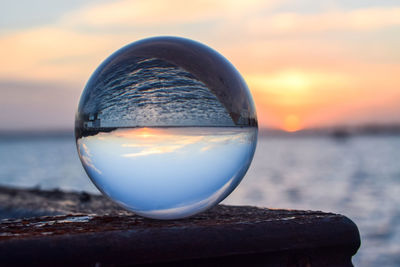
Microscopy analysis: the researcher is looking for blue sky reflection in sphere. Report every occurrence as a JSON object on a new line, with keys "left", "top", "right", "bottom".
{"left": 75, "top": 37, "right": 257, "bottom": 219}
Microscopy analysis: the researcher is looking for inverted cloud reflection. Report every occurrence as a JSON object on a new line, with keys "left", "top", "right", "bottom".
{"left": 88, "top": 127, "right": 253, "bottom": 158}
{"left": 77, "top": 142, "right": 102, "bottom": 174}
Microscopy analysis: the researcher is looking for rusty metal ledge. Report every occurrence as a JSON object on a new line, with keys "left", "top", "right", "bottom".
{"left": 0, "top": 187, "right": 360, "bottom": 266}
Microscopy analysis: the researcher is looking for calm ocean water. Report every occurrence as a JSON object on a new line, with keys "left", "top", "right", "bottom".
{"left": 0, "top": 134, "right": 399, "bottom": 266}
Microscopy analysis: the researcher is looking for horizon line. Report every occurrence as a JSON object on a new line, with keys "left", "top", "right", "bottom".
{"left": 1, "top": 123, "right": 400, "bottom": 138}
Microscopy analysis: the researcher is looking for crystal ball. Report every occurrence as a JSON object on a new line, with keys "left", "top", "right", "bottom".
{"left": 75, "top": 36, "right": 257, "bottom": 219}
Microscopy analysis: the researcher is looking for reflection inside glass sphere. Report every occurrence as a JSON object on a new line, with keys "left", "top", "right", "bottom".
{"left": 75, "top": 36, "right": 257, "bottom": 219}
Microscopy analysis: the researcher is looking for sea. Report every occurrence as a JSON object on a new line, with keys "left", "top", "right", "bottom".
{"left": 0, "top": 132, "right": 399, "bottom": 266}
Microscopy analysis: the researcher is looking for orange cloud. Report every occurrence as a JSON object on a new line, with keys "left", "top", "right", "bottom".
{"left": 0, "top": 0, "right": 282, "bottom": 83}
{"left": 247, "top": 7, "right": 400, "bottom": 35}
{"left": 0, "top": 27, "right": 119, "bottom": 82}
{"left": 61, "top": 0, "right": 282, "bottom": 27}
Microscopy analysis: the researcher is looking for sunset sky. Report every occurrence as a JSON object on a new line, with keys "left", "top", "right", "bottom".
{"left": 1, "top": 0, "right": 399, "bottom": 131}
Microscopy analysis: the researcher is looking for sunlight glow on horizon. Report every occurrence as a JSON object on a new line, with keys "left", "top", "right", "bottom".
{"left": 283, "top": 114, "right": 302, "bottom": 132}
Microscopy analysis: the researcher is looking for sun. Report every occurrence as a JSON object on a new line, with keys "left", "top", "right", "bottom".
{"left": 283, "top": 115, "right": 302, "bottom": 132}
{"left": 135, "top": 127, "right": 156, "bottom": 138}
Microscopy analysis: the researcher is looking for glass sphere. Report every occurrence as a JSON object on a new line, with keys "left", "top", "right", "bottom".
{"left": 75, "top": 36, "right": 257, "bottom": 219}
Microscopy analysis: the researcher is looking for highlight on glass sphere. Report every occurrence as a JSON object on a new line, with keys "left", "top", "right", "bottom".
{"left": 75, "top": 36, "right": 258, "bottom": 219}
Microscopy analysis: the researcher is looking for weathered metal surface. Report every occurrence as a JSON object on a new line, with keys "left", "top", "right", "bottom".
{"left": 0, "top": 187, "right": 360, "bottom": 266}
